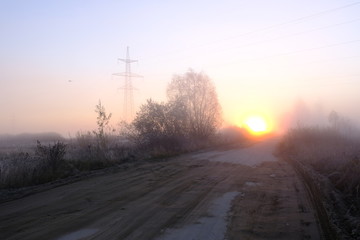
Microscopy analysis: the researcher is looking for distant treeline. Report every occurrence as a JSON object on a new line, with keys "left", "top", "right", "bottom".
{"left": 0, "top": 132, "right": 64, "bottom": 147}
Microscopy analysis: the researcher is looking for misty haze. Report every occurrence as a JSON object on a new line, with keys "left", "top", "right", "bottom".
{"left": 1, "top": 1, "right": 360, "bottom": 239}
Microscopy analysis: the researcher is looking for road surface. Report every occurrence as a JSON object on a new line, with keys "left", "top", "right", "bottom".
{"left": 0, "top": 138, "right": 321, "bottom": 240}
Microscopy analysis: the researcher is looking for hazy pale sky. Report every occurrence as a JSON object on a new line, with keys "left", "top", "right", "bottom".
{"left": 1, "top": 0, "right": 360, "bottom": 136}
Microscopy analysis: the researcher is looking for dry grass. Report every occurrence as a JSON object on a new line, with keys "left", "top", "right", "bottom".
{"left": 0, "top": 137, "right": 135, "bottom": 189}
{"left": 0, "top": 152, "right": 42, "bottom": 188}
{"left": 276, "top": 126, "right": 360, "bottom": 238}
{"left": 277, "top": 127, "right": 360, "bottom": 196}
{"left": 0, "top": 142, "right": 73, "bottom": 188}
{"left": 0, "top": 126, "right": 246, "bottom": 189}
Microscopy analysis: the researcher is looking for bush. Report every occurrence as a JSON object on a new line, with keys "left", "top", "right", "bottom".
{"left": 35, "top": 140, "right": 66, "bottom": 172}
{"left": 0, "top": 141, "right": 70, "bottom": 188}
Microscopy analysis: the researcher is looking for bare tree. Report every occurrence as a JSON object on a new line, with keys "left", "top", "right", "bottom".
{"left": 93, "top": 100, "right": 112, "bottom": 149}
{"left": 167, "top": 69, "right": 222, "bottom": 139}
{"left": 132, "top": 70, "right": 222, "bottom": 152}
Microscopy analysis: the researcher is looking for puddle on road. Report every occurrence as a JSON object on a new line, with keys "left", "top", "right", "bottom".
{"left": 56, "top": 228, "right": 98, "bottom": 240}
{"left": 244, "top": 181, "right": 262, "bottom": 187}
{"left": 155, "top": 191, "right": 239, "bottom": 240}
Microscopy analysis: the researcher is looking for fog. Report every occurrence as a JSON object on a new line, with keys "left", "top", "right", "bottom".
{"left": 1, "top": 1, "right": 360, "bottom": 137}
{"left": 2, "top": 2, "right": 360, "bottom": 238}
{"left": 279, "top": 98, "right": 360, "bottom": 132}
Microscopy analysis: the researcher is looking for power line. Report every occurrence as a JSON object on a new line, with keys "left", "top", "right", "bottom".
{"left": 213, "top": 18, "right": 360, "bottom": 56}
{"left": 224, "top": 1, "right": 360, "bottom": 40}
{"left": 256, "top": 39, "right": 360, "bottom": 60}
{"left": 208, "top": 38, "right": 360, "bottom": 70}
{"left": 141, "top": 1, "right": 360, "bottom": 62}
{"left": 140, "top": 18, "right": 360, "bottom": 70}
{"left": 295, "top": 55, "right": 360, "bottom": 68}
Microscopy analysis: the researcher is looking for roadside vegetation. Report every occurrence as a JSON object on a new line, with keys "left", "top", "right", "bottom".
{"left": 276, "top": 111, "right": 360, "bottom": 239}
{"left": 0, "top": 70, "right": 245, "bottom": 190}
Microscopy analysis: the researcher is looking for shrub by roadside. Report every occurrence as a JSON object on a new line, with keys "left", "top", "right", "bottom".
{"left": 0, "top": 141, "right": 73, "bottom": 188}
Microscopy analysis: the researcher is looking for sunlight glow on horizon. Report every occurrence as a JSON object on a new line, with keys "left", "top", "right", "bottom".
{"left": 239, "top": 115, "right": 274, "bottom": 136}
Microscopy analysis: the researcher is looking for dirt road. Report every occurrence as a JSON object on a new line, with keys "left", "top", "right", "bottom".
{"left": 0, "top": 139, "right": 321, "bottom": 240}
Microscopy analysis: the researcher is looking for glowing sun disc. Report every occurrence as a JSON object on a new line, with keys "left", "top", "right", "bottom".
{"left": 244, "top": 116, "right": 268, "bottom": 134}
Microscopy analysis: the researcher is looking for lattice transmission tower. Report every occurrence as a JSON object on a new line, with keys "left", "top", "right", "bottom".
{"left": 113, "top": 47, "right": 142, "bottom": 122}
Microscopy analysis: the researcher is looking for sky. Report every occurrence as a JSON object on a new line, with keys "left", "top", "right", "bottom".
{"left": 1, "top": 0, "right": 360, "bottom": 136}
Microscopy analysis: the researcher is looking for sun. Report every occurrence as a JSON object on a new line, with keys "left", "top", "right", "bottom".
{"left": 244, "top": 116, "right": 269, "bottom": 135}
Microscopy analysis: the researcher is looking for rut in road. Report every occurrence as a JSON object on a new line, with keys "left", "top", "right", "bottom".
{"left": 0, "top": 160, "right": 249, "bottom": 240}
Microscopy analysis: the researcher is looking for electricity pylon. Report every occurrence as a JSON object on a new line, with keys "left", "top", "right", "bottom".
{"left": 113, "top": 47, "right": 142, "bottom": 122}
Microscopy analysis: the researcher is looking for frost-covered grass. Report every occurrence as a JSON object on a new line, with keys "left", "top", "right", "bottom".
{"left": 0, "top": 141, "right": 70, "bottom": 188}
{"left": 0, "top": 152, "right": 43, "bottom": 188}
{"left": 277, "top": 127, "right": 360, "bottom": 198}
{"left": 0, "top": 138, "right": 135, "bottom": 189}
{"left": 276, "top": 126, "right": 360, "bottom": 238}
{"left": 0, "top": 126, "right": 247, "bottom": 190}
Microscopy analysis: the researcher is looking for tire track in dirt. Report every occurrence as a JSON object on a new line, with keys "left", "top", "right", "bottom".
{"left": 0, "top": 162, "right": 189, "bottom": 240}
{"left": 92, "top": 163, "right": 241, "bottom": 240}
{"left": 0, "top": 159, "right": 248, "bottom": 240}
{"left": 227, "top": 161, "right": 321, "bottom": 240}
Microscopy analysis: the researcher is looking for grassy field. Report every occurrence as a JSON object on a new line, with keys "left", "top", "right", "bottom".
{"left": 0, "top": 135, "right": 135, "bottom": 189}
